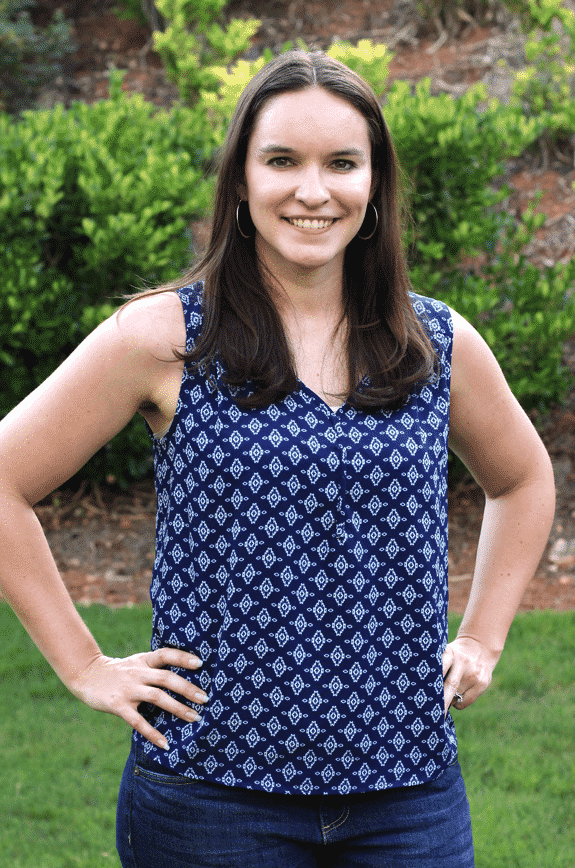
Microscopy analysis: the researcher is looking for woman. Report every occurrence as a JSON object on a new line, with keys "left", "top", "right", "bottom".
{"left": 0, "top": 51, "right": 554, "bottom": 867}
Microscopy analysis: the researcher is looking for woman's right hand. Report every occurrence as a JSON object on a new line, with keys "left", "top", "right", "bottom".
{"left": 70, "top": 648, "right": 206, "bottom": 750}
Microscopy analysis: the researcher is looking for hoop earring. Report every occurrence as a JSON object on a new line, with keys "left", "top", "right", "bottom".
{"left": 236, "top": 200, "right": 253, "bottom": 239}
{"left": 357, "top": 202, "right": 379, "bottom": 241}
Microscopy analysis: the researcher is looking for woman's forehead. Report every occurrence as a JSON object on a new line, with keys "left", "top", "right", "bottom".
{"left": 249, "top": 87, "right": 371, "bottom": 153}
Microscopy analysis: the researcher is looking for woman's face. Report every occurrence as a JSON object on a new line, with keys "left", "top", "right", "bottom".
{"left": 240, "top": 87, "right": 374, "bottom": 281}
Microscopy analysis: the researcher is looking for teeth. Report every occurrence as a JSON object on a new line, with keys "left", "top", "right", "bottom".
{"left": 289, "top": 218, "right": 333, "bottom": 229}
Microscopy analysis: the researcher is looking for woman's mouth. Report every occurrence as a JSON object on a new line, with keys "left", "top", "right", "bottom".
{"left": 285, "top": 218, "right": 335, "bottom": 230}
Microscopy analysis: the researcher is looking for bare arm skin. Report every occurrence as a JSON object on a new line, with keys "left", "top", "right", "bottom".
{"left": 0, "top": 292, "right": 207, "bottom": 750}
{"left": 443, "top": 309, "right": 555, "bottom": 714}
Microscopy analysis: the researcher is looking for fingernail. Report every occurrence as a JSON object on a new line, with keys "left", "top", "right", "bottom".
{"left": 159, "top": 739, "right": 169, "bottom": 750}
{"left": 185, "top": 710, "right": 200, "bottom": 722}
{"left": 194, "top": 692, "right": 208, "bottom": 704}
{"left": 189, "top": 655, "right": 202, "bottom": 667}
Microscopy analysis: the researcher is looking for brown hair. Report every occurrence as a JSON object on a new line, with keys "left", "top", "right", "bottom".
{"left": 144, "top": 50, "right": 439, "bottom": 410}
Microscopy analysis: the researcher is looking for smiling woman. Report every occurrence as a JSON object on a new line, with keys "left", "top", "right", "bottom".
{"left": 157, "top": 51, "right": 439, "bottom": 413}
{"left": 239, "top": 88, "right": 373, "bottom": 281}
{"left": 0, "top": 49, "right": 555, "bottom": 868}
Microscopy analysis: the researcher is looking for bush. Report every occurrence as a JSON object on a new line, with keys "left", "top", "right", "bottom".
{"left": 0, "top": 70, "right": 218, "bottom": 485}
{"left": 507, "top": 0, "right": 575, "bottom": 146}
{"left": 381, "top": 75, "right": 575, "bottom": 414}
{"left": 423, "top": 205, "right": 575, "bottom": 413}
{"left": 0, "top": 0, "right": 75, "bottom": 113}
{"left": 382, "top": 77, "right": 544, "bottom": 266}
{"left": 152, "top": 0, "right": 259, "bottom": 103}
{"left": 4, "top": 35, "right": 575, "bottom": 487}
{"left": 200, "top": 38, "right": 394, "bottom": 143}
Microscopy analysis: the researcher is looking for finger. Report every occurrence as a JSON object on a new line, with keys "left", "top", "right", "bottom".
{"left": 147, "top": 648, "right": 203, "bottom": 671}
{"left": 123, "top": 706, "right": 172, "bottom": 751}
{"left": 143, "top": 685, "right": 203, "bottom": 724}
{"left": 443, "top": 667, "right": 465, "bottom": 716}
{"left": 150, "top": 668, "right": 209, "bottom": 706}
{"left": 444, "top": 685, "right": 460, "bottom": 716}
{"left": 442, "top": 645, "right": 454, "bottom": 678}
{"left": 449, "top": 690, "right": 464, "bottom": 710}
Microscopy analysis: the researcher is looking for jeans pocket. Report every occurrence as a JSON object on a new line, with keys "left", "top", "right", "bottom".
{"left": 133, "top": 757, "right": 199, "bottom": 788}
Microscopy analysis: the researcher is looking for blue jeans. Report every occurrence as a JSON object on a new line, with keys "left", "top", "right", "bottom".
{"left": 117, "top": 744, "right": 474, "bottom": 867}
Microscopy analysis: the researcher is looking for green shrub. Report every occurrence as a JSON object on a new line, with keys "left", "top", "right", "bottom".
{"left": 0, "top": 70, "right": 218, "bottom": 485}
{"left": 420, "top": 204, "right": 575, "bottom": 413}
{"left": 381, "top": 72, "right": 575, "bottom": 415}
{"left": 502, "top": 0, "right": 573, "bottom": 31}
{"left": 200, "top": 38, "right": 393, "bottom": 142}
{"left": 383, "top": 77, "right": 544, "bottom": 267}
{"left": 327, "top": 39, "right": 392, "bottom": 97}
{"left": 152, "top": 0, "right": 259, "bottom": 103}
{"left": 0, "top": 0, "right": 75, "bottom": 113}
{"left": 4, "top": 35, "right": 575, "bottom": 487}
{"left": 507, "top": 0, "right": 575, "bottom": 143}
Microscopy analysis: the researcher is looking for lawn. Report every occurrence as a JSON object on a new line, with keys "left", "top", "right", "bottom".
{"left": 0, "top": 604, "right": 573, "bottom": 867}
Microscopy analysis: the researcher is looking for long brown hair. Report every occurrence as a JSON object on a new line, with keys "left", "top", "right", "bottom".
{"left": 145, "top": 50, "right": 439, "bottom": 410}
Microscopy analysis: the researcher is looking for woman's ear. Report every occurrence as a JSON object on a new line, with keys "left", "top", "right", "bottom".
{"left": 237, "top": 181, "right": 247, "bottom": 201}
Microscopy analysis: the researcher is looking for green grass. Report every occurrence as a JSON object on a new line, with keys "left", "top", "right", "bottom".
{"left": 449, "top": 610, "right": 575, "bottom": 868}
{"left": 0, "top": 604, "right": 152, "bottom": 868}
{"left": 0, "top": 605, "right": 574, "bottom": 867}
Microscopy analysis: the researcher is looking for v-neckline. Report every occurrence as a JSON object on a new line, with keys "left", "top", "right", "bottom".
{"left": 297, "top": 379, "right": 346, "bottom": 414}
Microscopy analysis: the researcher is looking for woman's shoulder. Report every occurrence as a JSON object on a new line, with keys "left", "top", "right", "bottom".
{"left": 115, "top": 289, "right": 188, "bottom": 359}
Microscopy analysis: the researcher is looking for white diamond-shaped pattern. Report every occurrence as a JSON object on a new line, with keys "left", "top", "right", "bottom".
{"left": 136, "top": 285, "right": 456, "bottom": 796}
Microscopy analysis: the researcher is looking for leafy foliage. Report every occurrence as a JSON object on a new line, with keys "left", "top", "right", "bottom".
{"left": 384, "top": 77, "right": 545, "bottom": 267}
{"left": 381, "top": 75, "right": 575, "bottom": 415}
{"left": 3, "top": 17, "right": 575, "bottom": 484}
{"left": 0, "top": 70, "right": 217, "bottom": 484}
{"left": 507, "top": 0, "right": 575, "bottom": 144}
{"left": 427, "top": 207, "right": 575, "bottom": 412}
{"left": 327, "top": 39, "right": 392, "bottom": 97}
{"left": 0, "top": 0, "right": 75, "bottom": 113}
{"left": 152, "top": 0, "right": 259, "bottom": 102}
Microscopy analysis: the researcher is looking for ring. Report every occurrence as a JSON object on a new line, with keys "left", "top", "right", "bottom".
{"left": 454, "top": 691, "right": 463, "bottom": 705}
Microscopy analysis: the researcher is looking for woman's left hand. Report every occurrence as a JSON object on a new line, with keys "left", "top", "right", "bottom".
{"left": 442, "top": 637, "right": 500, "bottom": 716}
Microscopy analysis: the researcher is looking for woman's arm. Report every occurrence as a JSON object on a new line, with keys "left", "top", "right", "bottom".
{"left": 443, "top": 308, "right": 555, "bottom": 714}
{"left": 0, "top": 292, "right": 206, "bottom": 749}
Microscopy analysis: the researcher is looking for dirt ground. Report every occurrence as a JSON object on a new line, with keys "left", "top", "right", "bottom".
{"left": 22, "top": 0, "right": 575, "bottom": 613}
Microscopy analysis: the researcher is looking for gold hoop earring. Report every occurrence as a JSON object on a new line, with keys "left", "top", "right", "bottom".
{"left": 236, "top": 200, "right": 252, "bottom": 239}
{"left": 357, "top": 202, "right": 379, "bottom": 241}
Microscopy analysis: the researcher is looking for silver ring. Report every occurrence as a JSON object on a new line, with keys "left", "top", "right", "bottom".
{"left": 454, "top": 691, "right": 463, "bottom": 705}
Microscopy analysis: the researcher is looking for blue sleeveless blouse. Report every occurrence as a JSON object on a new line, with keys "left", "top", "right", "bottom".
{"left": 134, "top": 282, "right": 457, "bottom": 794}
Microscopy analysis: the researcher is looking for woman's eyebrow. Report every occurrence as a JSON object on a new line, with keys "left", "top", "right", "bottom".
{"left": 257, "top": 144, "right": 367, "bottom": 157}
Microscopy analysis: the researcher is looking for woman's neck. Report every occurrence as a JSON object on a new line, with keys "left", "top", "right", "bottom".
{"left": 257, "top": 241, "right": 345, "bottom": 323}
{"left": 264, "top": 270, "right": 345, "bottom": 330}
{"left": 262, "top": 266, "right": 349, "bottom": 404}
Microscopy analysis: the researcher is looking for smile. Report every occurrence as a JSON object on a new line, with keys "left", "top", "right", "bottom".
{"left": 286, "top": 218, "right": 335, "bottom": 230}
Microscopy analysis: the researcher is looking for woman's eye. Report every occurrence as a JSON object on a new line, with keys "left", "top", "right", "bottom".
{"left": 332, "top": 159, "right": 355, "bottom": 170}
{"left": 268, "top": 157, "right": 292, "bottom": 167}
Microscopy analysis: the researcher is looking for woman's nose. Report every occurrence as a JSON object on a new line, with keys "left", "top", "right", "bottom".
{"left": 295, "top": 167, "right": 330, "bottom": 208}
